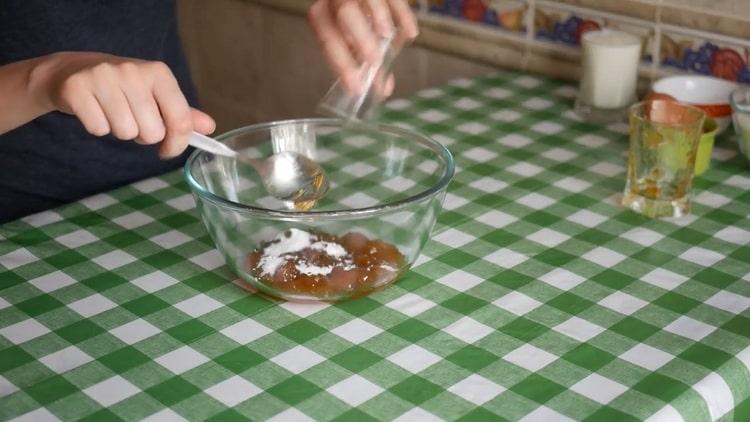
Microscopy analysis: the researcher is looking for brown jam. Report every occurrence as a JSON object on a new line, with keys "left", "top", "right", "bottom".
{"left": 244, "top": 229, "right": 404, "bottom": 298}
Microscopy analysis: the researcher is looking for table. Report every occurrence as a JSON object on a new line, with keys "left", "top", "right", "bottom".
{"left": 1, "top": 72, "right": 749, "bottom": 422}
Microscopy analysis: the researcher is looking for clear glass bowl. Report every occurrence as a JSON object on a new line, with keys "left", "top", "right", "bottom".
{"left": 184, "top": 119, "right": 454, "bottom": 302}
{"left": 730, "top": 86, "right": 750, "bottom": 164}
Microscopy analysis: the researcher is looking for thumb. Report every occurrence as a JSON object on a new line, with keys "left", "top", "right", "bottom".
{"left": 190, "top": 108, "right": 216, "bottom": 135}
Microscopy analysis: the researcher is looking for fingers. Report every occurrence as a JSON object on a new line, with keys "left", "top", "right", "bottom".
{"left": 387, "top": 0, "right": 419, "bottom": 40}
{"left": 363, "top": 0, "right": 394, "bottom": 37}
{"left": 333, "top": 0, "right": 380, "bottom": 63}
{"left": 190, "top": 108, "right": 216, "bottom": 135}
{"left": 68, "top": 91, "right": 110, "bottom": 137}
{"left": 309, "top": 0, "right": 361, "bottom": 92}
{"left": 152, "top": 64, "right": 193, "bottom": 159}
{"left": 119, "top": 68, "right": 166, "bottom": 145}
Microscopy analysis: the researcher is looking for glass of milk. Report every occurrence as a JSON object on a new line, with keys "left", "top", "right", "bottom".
{"left": 574, "top": 29, "right": 642, "bottom": 123}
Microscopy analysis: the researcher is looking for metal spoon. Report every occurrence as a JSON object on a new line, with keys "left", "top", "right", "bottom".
{"left": 189, "top": 132, "right": 329, "bottom": 207}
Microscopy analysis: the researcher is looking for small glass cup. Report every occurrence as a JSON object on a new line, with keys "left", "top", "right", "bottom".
{"left": 622, "top": 100, "right": 705, "bottom": 218}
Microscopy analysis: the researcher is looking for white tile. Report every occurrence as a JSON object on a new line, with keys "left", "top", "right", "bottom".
{"left": 714, "top": 227, "right": 750, "bottom": 245}
{"left": 79, "top": 193, "right": 118, "bottom": 212}
{"left": 133, "top": 177, "right": 169, "bottom": 193}
{"left": 486, "top": 87, "right": 512, "bottom": 99}
{"left": 442, "top": 193, "right": 469, "bottom": 210}
{"left": 532, "top": 121, "right": 564, "bottom": 135}
{"left": 607, "top": 121, "right": 629, "bottom": 134}
{"left": 457, "top": 122, "right": 489, "bottom": 135}
{"left": 437, "top": 270, "right": 483, "bottom": 292}
{"left": 491, "top": 109, "right": 522, "bottom": 122}
{"left": 113, "top": 211, "right": 154, "bottom": 229}
{"left": 386, "top": 293, "right": 436, "bottom": 317}
{"left": 271, "top": 346, "right": 325, "bottom": 374}
{"left": 725, "top": 174, "right": 750, "bottom": 189}
{"left": 8, "top": 408, "right": 59, "bottom": 422}
{"left": 705, "top": 291, "right": 750, "bottom": 314}
{"left": 520, "top": 406, "right": 573, "bottom": 422}
{"left": 267, "top": 409, "right": 315, "bottom": 422}
{"left": 83, "top": 375, "right": 140, "bottom": 406}
{"left": 462, "top": 147, "right": 497, "bottom": 162}
{"left": 150, "top": 230, "right": 191, "bottom": 249}
{"left": 523, "top": 97, "right": 554, "bottom": 110}
{"left": 332, "top": 319, "right": 383, "bottom": 344}
{"left": 110, "top": 319, "right": 161, "bottom": 345}
{"left": 468, "top": 177, "right": 508, "bottom": 193}
{"left": 554, "top": 177, "right": 591, "bottom": 193}
{"left": 433, "top": 134, "right": 456, "bottom": 146}
{"left": 0, "top": 248, "right": 38, "bottom": 270}
{"left": 433, "top": 228, "right": 475, "bottom": 248}
{"left": 386, "top": 98, "right": 411, "bottom": 109}
{"left": 455, "top": 97, "right": 482, "bottom": 110}
{"left": 21, "top": 210, "right": 63, "bottom": 227}
{"left": 393, "top": 408, "right": 443, "bottom": 422}
{"left": 539, "top": 268, "right": 586, "bottom": 291}
{"left": 387, "top": 345, "right": 441, "bottom": 373}
{"left": 327, "top": 375, "right": 384, "bottom": 406}
{"left": 279, "top": 301, "right": 329, "bottom": 318}
{"left": 339, "top": 192, "right": 378, "bottom": 208}
{"left": 554, "top": 85, "right": 578, "bottom": 98}
{"left": 174, "top": 294, "right": 223, "bottom": 318}
{"left": 693, "top": 191, "right": 732, "bottom": 208}
{"left": 566, "top": 210, "right": 607, "bottom": 228}
{"left": 0, "top": 375, "right": 18, "bottom": 398}
{"left": 554, "top": 317, "right": 605, "bottom": 342}
{"left": 645, "top": 405, "right": 683, "bottom": 422}
{"left": 343, "top": 162, "right": 377, "bottom": 177}
{"left": 542, "top": 148, "right": 577, "bottom": 162}
{"left": 220, "top": 319, "right": 272, "bottom": 345}
{"left": 166, "top": 194, "right": 196, "bottom": 211}
{"left": 39, "top": 346, "right": 92, "bottom": 374}
{"left": 448, "top": 374, "right": 505, "bottom": 405}
{"left": 155, "top": 346, "right": 210, "bottom": 375}
{"left": 570, "top": 373, "right": 627, "bottom": 405}
{"left": 383, "top": 176, "right": 417, "bottom": 192}
{"left": 476, "top": 210, "right": 517, "bottom": 228}
{"left": 0, "top": 319, "right": 50, "bottom": 344}
{"left": 620, "top": 344, "right": 674, "bottom": 371}
{"left": 575, "top": 134, "right": 609, "bottom": 147}
{"left": 131, "top": 271, "right": 179, "bottom": 293}
{"left": 189, "top": 249, "right": 225, "bottom": 271}
{"left": 598, "top": 292, "right": 648, "bottom": 315}
{"left": 664, "top": 316, "right": 716, "bottom": 341}
{"left": 494, "top": 292, "right": 543, "bottom": 316}
{"left": 417, "top": 160, "right": 439, "bottom": 174}
{"left": 517, "top": 193, "right": 555, "bottom": 210}
{"left": 641, "top": 268, "right": 688, "bottom": 291}
{"left": 498, "top": 133, "right": 532, "bottom": 148}
{"left": 68, "top": 294, "right": 117, "bottom": 318}
{"left": 582, "top": 247, "right": 627, "bottom": 267}
{"left": 205, "top": 375, "right": 261, "bottom": 407}
{"left": 30, "top": 271, "right": 76, "bottom": 293}
{"left": 483, "top": 248, "right": 528, "bottom": 269}
{"left": 142, "top": 409, "right": 187, "bottom": 422}
{"left": 55, "top": 229, "right": 97, "bottom": 248}
{"left": 712, "top": 146, "right": 738, "bottom": 161}
{"left": 507, "top": 162, "right": 543, "bottom": 177}
{"left": 503, "top": 344, "right": 557, "bottom": 372}
{"left": 514, "top": 76, "right": 541, "bottom": 88}
{"left": 528, "top": 228, "right": 569, "bottom": 248}
{"left": 622, "top": 228, "right": 664, "bottom": 247}
{"left": 663, "top": 213, "right": 699, "bottom": 227}
{"left": 419, "top": 110, "right": 450, "bottom": 122}
{"left": 93, "top": 250, "right": 136, "bottom": 270}
{"left": 443, "top": 317, "right": 493, "bottom": 344}
{"left": 590, "top": 162, "right": 624, "bottom": 177}
{"left": 679, "top": 247, "right": 725, "bottom": 267}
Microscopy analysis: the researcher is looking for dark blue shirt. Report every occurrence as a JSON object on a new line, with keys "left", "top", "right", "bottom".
{"left": 0, "top": 0, "right": 198, "bottom": 223}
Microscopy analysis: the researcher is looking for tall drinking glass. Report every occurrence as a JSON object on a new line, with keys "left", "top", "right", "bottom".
{"left": 622, "top": 100, "right": 705, "bottom": 218}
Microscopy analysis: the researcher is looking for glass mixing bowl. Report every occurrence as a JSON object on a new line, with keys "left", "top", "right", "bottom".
{"left": 184, "top": 119, "right": 454, "bottom": 302}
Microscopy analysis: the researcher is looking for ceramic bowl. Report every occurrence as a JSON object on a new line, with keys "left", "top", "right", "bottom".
{"left": 652, "top": 75, "right": 738, "bottom": 133}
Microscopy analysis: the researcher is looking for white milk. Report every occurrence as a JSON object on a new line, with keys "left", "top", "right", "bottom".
{"left": 579, "top": 30, "right": 642, "bottom": 109}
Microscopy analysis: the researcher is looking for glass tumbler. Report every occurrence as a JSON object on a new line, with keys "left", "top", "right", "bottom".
{"left": 622, "top": 100, "right": 705, "bottom": 218}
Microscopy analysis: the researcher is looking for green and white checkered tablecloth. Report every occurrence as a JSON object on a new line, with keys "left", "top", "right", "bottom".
{"left": 1, "top": 72, "right": 749, "bottom": 422}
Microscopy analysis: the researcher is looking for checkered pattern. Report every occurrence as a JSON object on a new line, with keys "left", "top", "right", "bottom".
{"left": 2, "top": 72, "right": 750, "bottom": 421}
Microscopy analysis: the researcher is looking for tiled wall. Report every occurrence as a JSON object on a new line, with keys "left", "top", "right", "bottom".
{"left": 421, "top": 0, "right": 750, "bottom": 83}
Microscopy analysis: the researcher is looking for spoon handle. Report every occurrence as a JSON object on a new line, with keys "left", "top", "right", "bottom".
{"left": 189, "top": 132, "right": 237, "bottom": 157}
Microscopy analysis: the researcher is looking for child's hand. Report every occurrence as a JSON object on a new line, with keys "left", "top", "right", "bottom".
{"left": 33, "top": 52, "right": 215, "bottom": 158}
{"left": 308, "top": 0, "right": 419, "bottom": 94}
